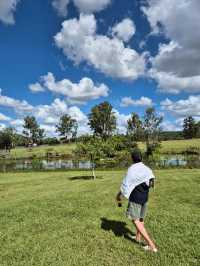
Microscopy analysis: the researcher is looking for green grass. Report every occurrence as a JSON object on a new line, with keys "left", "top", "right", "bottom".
{"left": 9, "top": 143, "right": 76, "bottom": 159}
{"left": 138, "top": 138, "right": 200, "bottom": 154}
{"left": 6, "top": 139, "right": 200, "bottom": 160}
{"left": 0, "top": 169, "right": 199, "bottom": 265}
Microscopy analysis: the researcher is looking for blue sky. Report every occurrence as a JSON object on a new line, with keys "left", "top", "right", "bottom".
{"left": 0, "top": 0, "right": 199, "bottom": 136}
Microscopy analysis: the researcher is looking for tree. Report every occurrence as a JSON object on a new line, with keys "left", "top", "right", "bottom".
{"left": 56, "top": 114, "right": 78, "bottom": 142}
{"left": 0, "top": 127, "right": 16, "bottom": 151}
{"left": 195, "top": 121, "right": 200, "bottom": 138}
{"left": 143, "top": 107, "right": 163, "bottom": 156}
{"left": 127, "top": 113, "right": 144, "bottom": 141}
{"left": 74, "top": 138, "right": 104, "bottom": 179}
{"left": 183, "top": 116, "right": 197, "bottom": 139}
{"left": 23, "top": 116, "right": 45, "bottom": 145}
{"left": 88, "top": 101, "right": 116, "bottom": 139}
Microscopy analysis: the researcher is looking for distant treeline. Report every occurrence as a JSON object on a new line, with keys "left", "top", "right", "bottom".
{"left": 0, "top": 100, "right": 199, "bottom": 151}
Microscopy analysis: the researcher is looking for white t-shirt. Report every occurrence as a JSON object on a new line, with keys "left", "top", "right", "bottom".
{"left": 120, "top": 162, "right": 155, "bottom": 199}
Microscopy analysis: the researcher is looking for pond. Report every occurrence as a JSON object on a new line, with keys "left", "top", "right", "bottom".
{"left": 0, "top": 155, "right": 199, "bottom": 172}
{"left": 0, "top": 159, "right": 93, "bottom": 172}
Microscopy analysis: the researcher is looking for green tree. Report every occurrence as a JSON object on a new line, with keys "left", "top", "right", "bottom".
{"left": 0, "top": 127, "right": 16, "bottom": 151}
{"left": 195, "top": 121, "right": 200, "bottom": 138}
{"left": 74, "top": 138, "right": 104, "bottom": 179}
{"left": 23, "top": 116, "right": 45, "bottom": 145}
{"left": 183, "top": 116, "right": 197, "bottom": 139}
{"left": 88, "top": 101, "right": 116, "bottom": 139}
{"left": 127, "top": 112, "right": 144, "bottom": 141}
{"left": 56, "top": 114, "right": 78, "bottom": 142}
{"left": 143, "top": 107, "right": 163, "bottom": 156}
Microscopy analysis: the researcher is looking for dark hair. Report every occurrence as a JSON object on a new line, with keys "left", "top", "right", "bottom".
{"left": 131, "top": 150, "right": 142, "bottom": 163}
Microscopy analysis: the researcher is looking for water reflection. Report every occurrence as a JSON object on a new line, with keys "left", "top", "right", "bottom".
{"left": 0, "top": 155, "right": 199, "bottom": 172}
{"left": 0, "top": 159, "right": 93, "bottom": 172}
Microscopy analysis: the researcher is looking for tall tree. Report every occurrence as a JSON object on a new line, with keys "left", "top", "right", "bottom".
{"left": 23, "top": 116, "right": 44, "bottom": 145}
{"left": 88, "top": 101, "right": 116, "bottom": 139}
{"left": 56, "top": 114, "right": 78, "bottom": 142}
{"left": 195, "top": 121, "right": 200, "bottom": 138}
{"left": 183, "top": 116, "right": 197, "bottom": 139}
{"left": 0, "top": 127, "right": 16, "bottom": 151}
{"left": 127, "top": 112, "right": 143, "bottom": 141}
{"left": 143, "top": 107, "right": 163, "bottom": 156}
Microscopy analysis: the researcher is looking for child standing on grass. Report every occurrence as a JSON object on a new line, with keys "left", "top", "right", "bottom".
{"left": 116, "top": 150, "right": 158, "bottom": 253}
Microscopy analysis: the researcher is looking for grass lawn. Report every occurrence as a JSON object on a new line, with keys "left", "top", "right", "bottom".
{"left": 138, "top": 138, "right": 200, "bottom": 154}
{"left": 0, "top": 169, "right": 199, "bottom": 266}
{"left": 9, "top": 143, "right": 76, "bottom": 159}
{"left": 6, "top": 138, "right": 200, "bottom": 159}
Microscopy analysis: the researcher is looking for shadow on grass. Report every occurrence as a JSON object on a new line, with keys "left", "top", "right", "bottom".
{"left": 69, "top": 175, "right": 103, "bottom": 181}
{"left": 100, "top": 217, "right": 135, "bottom": 242}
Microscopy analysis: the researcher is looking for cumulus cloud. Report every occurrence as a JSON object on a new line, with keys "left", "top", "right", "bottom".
{"left": 0, "top": 0, "right": 20, "bottom": 25}
{"left": 29, "top": 82, "right": 45, "bottom": 93}
{"left": 0, "top": 123, "right": 6, "bottom": 130}
{"left": 142, "top": 0, "right": 200, "bottom": 93}
{"left": 52, "top": 0, "right": 70, "bottom": 17}
{"left": 54, "top": 14, "right": 146, "bottom": 80}
{"left": 29, "top": 72, "right": 109, "bottom": 104}
{"left": 73, "top": 0, "right": 111, "bottom": 13}
{"left": 35, "top": 98, "right": 90, "bottom": 136}
{"left": 161, "top": 120, "right": 182, "bottom": 131}
{"left": 53, "top": 0, "right": 111, "bottom": 16}
{"left": 0, "top": 88, "right": 90, "bottom": 136}
{"left": 0, "top": 112, "right": 11, "bottom": 121}
{"left": 113, "top": 109, "right": 130, "bottom": 134}
{"left": 161, "top": 95, "right": 200, "bottom": 117}
{"left": 10, "top": 119, "right": 24, "bottom": 126}
{"left": 0, "top": 89, "right": 33, "bottom": 114}
{"left": 111, "top": 18, "right": 135, "bottom": 42}
{"left": 120, "top": 96, "right": 153, "bottom": 107}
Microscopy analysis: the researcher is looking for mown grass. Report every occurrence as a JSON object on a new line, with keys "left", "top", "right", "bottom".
{"left": 6, "top": 139, "right": 200, "bottom": 160}
{"left": 0, "top": 169, "right": 199, "bottom": 266}
{"left": 9, "top": 143, "right": 76, "bottom": 159}
{"left": 138, "top": 138, "right": 200, "bottom": 154}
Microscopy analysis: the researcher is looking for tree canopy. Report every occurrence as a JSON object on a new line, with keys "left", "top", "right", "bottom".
{"left": 88, "top": 101, "right": 116, "bottom": 139}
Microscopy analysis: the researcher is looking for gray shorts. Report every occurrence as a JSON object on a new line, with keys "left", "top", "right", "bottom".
{"left": 126, "top": 201, "right": 147, "bottom": 221}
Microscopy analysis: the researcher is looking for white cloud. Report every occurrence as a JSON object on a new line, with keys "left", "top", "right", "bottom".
{"left": 0, "top": 123, "right": 6, "bottom": 130}
{"left": 10, "top": 119, "right": 24, "bottom": 126}
{"left": 113, "top": 109, "right": 130, "bottom": 134}
{"left": 142, "top": 0, "right": 200, "bottom": 93}
{"left": 161, "top": 95, "right": 200, "bottom": 117}
{"left": 0, "top": 0, "right": 20, "bottom": 25}
{"left": 0, "top": 89, "right": 90, "bottom": 136}
{"left": 73, "top": 0, "right": 111, "bottom": 13}
{"left": 29, "top": 82, "right": 45, "bottom": 93}
{"left": 52, "top": 0, "right": 111, "bottom": 16}
{"left": 34, "top": 98, "right": 90, "bottom": 136}
{"left": 0, "top": 89, "right": 33, "bottom": 114}
{"left": 161, "top": 120, "right": 182, "bottom": 131}
{"left": 0, "top": 112, "right": 11, "bottom": 121}
{"left": 111, "top": 18, "right": 135, "bottom": 42}
{"left": 149, "top": 68, "right": 200, "bottom": 94}
{"left": 54, "top": 14, "right": 146, "bottom": 80}
{"left": 29, "top": 72, "right": 109, "bottom": 104}
{"left": 120, "top": 96, "right": 153, "bottom": 107}
{"left": 52, "top": 0, "right": 70, "bottom": 17}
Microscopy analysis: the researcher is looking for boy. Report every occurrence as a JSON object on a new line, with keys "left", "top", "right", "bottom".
{"left": 116, "top": 151, "right": 158, "bottom": 252}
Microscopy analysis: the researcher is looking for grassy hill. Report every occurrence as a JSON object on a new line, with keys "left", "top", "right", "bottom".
{"left": 0, "top": 169, "right": 199, "bottom": 265}
{"left": 6, "top": 138, "right": 200, "bottom": 159}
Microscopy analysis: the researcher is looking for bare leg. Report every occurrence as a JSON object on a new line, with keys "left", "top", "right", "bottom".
{"left": 135, "top": 221, "right": 144, "bottom": 242}
{"left": 133, "top": 220, "right": 157, "bottom": 250}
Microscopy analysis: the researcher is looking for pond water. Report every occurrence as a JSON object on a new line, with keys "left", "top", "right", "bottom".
{"left": 0, "top": 159, "right": 93, "bottom": 172}
{"left": 0, "top": 155, "right": 199, "bottom": 172}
